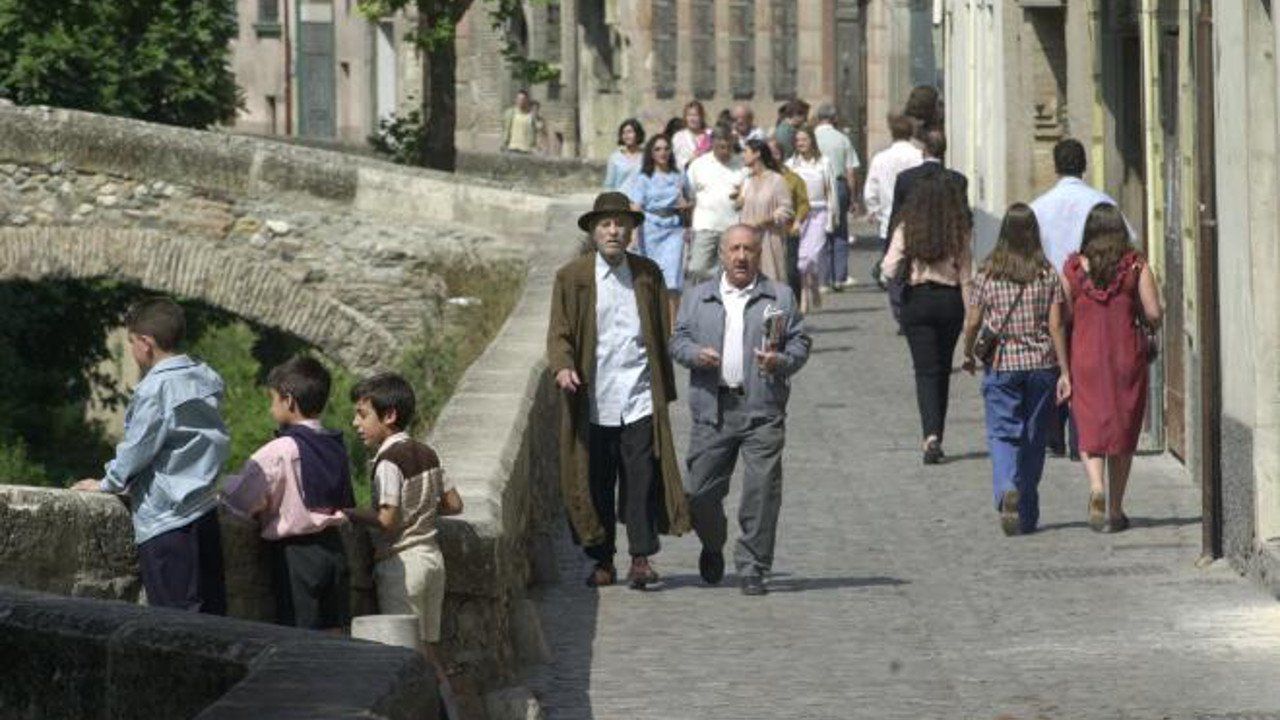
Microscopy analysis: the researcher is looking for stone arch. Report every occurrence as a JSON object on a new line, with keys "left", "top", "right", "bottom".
{"left": 0, "top": 227, "right": 398, "bottom": 372}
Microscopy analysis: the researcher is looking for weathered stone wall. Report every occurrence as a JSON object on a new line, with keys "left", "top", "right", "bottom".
{"left": 0, "top": 585, "right": 436, "bottom": 720}
{"left": 0, "top": 105, "right": 562, "bottom": 237}
{"left": 0, "top": 103, "right": 589, "bottom": 717}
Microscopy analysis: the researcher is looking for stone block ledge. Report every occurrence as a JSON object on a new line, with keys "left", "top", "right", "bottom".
{"left": 0, "top": 104, "right": 559, "bottom": 239}
{"left": 0, "top": 585, "right": 436, "bottom": 720}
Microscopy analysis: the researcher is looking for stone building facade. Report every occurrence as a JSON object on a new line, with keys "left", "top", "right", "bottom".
{"left": 943, "top": 0, "right": 1280, "bottom": 590}
{"left": 229, "top": 0, "right": 418, "bottom": 145}
{"left": 455, "top": 1, "right": 940, "bottom": 164}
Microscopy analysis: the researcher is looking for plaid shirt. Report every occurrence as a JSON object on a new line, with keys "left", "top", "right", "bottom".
{"left": 971, "top": 270, "right": 1065, "bottom": 371}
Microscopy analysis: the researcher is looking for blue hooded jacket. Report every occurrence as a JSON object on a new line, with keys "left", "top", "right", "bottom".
{"left": 99, "top": 355, "right": 230, "bottom": 544}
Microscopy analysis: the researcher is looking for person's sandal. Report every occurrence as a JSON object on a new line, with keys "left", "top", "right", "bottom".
{"left": 1088, "top": 492, "right": 1106, "bottom": 532}
{"left": 585, "top": 563, "right": 616, "bottom": 588}
{"left": 627, "top": 557, "right": 660, "bottom": 590}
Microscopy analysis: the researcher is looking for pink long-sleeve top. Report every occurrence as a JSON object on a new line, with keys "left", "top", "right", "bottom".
{"left": 220, "top": 419, "right": 348, "bottom": 540}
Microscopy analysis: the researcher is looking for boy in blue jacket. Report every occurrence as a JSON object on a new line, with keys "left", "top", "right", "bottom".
{"left": 74, "top": 297, "right": 230, "bottom": 614}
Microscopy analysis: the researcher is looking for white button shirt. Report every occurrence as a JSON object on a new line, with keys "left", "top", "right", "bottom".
{"left": 719, "top": 274, "right": 756, "bottom": 388}
{"left": 591, "top": 253, "right": 652, "bottom": 427}
{"left": 863, "top": 140, "right": 925, "bottom": 239}
{"left": 1030, "top": 176, "right": 1131, "bottom": 273}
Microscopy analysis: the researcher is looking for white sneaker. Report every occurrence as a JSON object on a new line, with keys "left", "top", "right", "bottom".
{"left": 840, "top": 278, "right": 860, "bottom": 289}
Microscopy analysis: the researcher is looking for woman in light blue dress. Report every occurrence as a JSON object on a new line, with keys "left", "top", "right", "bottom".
{"left": 625, "top": 133, "right": 690, "bottom": 327}
{"left": 603, "top": 118, "right": 645, "bottom": 191}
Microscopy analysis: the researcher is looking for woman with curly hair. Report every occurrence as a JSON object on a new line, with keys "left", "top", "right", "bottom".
{"left": 881, "top": 171, "right": 973, "bottom": 464}
{"left": 1063, "top": 203, "right": 1162, "bottom": 532}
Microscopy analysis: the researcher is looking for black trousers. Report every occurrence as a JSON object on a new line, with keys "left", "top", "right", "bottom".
{"left": 269, "top": 527, "right": 350, "bottom": 630}
{"left": 585, "top": 416, "right": 661, "bottom": 564}
{"left": 137, "top": 509, "right": 227, "bottom": 615}
{"left": 901, "top": 284, "right": 965, "bottom": 441}
{"left": 785, "top": 233, "right": 802, "bottom": 299}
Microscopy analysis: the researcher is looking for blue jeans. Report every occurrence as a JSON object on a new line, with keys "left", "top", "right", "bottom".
{"left": 982, "top": 368, "right": 1058, "bottom": 532}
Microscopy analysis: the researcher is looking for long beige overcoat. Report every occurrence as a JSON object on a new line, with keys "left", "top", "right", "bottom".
{"left": 545, "top": 251, "right": 691, "bottom": 547}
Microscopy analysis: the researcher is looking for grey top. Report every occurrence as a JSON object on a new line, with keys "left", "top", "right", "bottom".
{"left": 671, "top": 274, "right": 811, "bottom": 424}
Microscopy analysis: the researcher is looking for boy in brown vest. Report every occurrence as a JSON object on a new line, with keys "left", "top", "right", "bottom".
{"left": 344, "top": 372, "right": 463, "bottom": 683}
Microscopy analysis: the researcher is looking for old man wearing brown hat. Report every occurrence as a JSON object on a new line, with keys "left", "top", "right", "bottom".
{"left": 546, "top": 192, "right": 690, "bottom": 589}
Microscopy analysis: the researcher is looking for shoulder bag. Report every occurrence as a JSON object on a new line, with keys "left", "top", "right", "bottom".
{"left": 973, "top": 280, "right": 1028, "bottom": 367}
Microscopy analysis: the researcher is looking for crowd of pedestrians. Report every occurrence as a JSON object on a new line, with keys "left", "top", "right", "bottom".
{"left": 603, "top": 98, "right": 864, "bottom": 320}
{"left": 557, "top": 85, "right": 1164, "bottom": 605}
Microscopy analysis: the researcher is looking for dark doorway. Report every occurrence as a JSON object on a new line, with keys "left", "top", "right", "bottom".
{"left": 835, "top": 0, "right": 868, "bottom": 160}
{"left": 298, "top": 1, "right": 336, "bottom": 139}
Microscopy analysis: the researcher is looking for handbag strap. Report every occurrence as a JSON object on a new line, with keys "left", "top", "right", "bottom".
{"left": 989, "top": 279, "right": 1029, "bottom": 337}
{"left": 985, "top": 279, "right": 1030, "bottom": 363}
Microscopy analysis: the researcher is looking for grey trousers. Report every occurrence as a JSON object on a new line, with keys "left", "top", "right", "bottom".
{"left": 687, "top": 230, "right": 722, "bottom": 282}
{"left": 683, "top": 393, "right": 786, "bottom": 578}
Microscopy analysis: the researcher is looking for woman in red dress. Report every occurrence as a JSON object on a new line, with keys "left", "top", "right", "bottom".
{"left": 1062, "top": 204, "right": 1163, "bottom": 532}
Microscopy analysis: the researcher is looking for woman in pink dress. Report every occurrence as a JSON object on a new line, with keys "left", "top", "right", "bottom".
{"left": 1062, "top": 203, "right": 1163, "bottom": 533}
{"left": 735, "top": 138, "right": 793, "bottom": 285}
{"left": 672, "top": 100, "right": 713, "bottom": 171}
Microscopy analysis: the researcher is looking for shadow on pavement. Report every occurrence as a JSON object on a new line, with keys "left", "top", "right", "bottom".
{"left": 653, "top": 573, "right": 909, "bottom": 593}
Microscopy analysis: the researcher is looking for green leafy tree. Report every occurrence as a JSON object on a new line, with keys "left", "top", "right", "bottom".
{"left": 360, "top": 0, "right": 558, "bottom": 170}
{"left": 0, "top": 0, "right": 240, "bottom": 128}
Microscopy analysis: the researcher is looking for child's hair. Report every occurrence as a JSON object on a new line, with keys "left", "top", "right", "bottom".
{"left": 982, "top": 203, "right": 1050, "bottom": 284}
{"left": 350, "top": 372, "right": 416, "bottom": 430}
{"left": 124, "top": 297, "right": 186, "bottom": 351}
{"left": 267, "top": 356, "right": 332, "bottom": 417}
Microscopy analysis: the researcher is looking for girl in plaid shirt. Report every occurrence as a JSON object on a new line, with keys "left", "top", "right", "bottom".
{"left": 962, "top": 204, "right": 1072, "bottom": 535}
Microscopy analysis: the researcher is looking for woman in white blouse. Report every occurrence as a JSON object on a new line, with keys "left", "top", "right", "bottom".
{"left": 785, "top": 126, "right": 838, "bottom": 313}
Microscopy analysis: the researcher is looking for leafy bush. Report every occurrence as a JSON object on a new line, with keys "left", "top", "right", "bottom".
{"left": 0, "top": 0, "right": 240, "bottom": 128}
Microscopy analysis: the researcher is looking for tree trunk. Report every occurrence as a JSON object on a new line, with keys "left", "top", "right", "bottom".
{"left": 422, "top": 32, "right": 458, "bottom": 171}
{"left": 414, "top": 1, "right": 470, "bottom": 172}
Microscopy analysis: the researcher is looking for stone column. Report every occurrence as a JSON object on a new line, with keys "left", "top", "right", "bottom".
{"left": 560, "top": 0, "right": 580, "bottom": 157}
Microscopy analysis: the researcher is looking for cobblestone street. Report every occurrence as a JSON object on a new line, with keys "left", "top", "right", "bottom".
{"left": 527, "top": 246, "right": 1280, "bottom": 720}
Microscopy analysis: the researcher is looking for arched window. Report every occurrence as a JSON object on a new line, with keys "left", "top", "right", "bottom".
{"left": 653, "top": 0, "right": 677, "bottom": 98}
{"left": 691, "top": 0, "right": 716, "bottom": 99}
{"left": 771, "top": 0, "right": 797, "bottom": 99}
{"left": 729, "top": 0, "right": 755, "bottom": 99}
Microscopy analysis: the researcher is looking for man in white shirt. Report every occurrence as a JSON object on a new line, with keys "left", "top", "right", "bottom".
{"left": 1030, "top": 138, "right": 1132, "bottom": 273}
{"left": 813, "top": 104, "right": 862, "bottom": 290}
{"left": 863, "top": 114, "right": 924, "bottom": 287}
{"left": 547, "top": 192, "right": 689, "bottom": 590}
{"left": 685, "top": 127, "right": 746, "bottom": 282}
{"left": 1029, "top": 138, "right": 1133, "bottom": 459}
{"left": 671, "top": 225, "right": 811, "bottom": 596}
{"left": 731, "top": 103, "right": 766, "bottom": 146}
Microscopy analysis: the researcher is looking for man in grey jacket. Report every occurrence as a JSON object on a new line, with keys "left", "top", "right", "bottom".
{"left": 671, "top": 224, "right": 811, "bottom": 596}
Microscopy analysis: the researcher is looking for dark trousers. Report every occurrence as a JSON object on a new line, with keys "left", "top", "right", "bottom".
{"left": 684, "top": 393, "right": 786, "bottom": 578}
{"left": 901, "top": 284, "right": 965, "bottom": 441}
{"left": 821, "top": 178, "right": 852, "bottom": 286}
{"left": 269, "top": 527, "right": 350, "bottom": 630}
{"left": 1046, "top": 403, "right": 1080, "bottom": 457}
{"left": 585, "top": 416, "right": 661, "bottom": 564}
{"left": 137, "top": 509, "right": 227, "bottom": 615}
{"left": 785, "top": 233, "right": 802, "bottom": 299}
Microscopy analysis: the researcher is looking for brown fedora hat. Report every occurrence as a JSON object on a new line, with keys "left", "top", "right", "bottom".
{"left": 577, "top": 191, "right": 645, "bottom": 232}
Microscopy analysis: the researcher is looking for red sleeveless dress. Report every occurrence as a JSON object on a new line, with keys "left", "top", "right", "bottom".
{"left": 1064, "top": 251, "right": 1147, "bottom": 455}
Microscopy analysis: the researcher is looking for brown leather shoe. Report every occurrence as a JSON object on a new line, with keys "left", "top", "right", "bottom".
{"left": 585, "top": 563, "right": 616, "bottom": 588}
{"left": 627, "top": 556, "right": 660, "bottom": 590}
